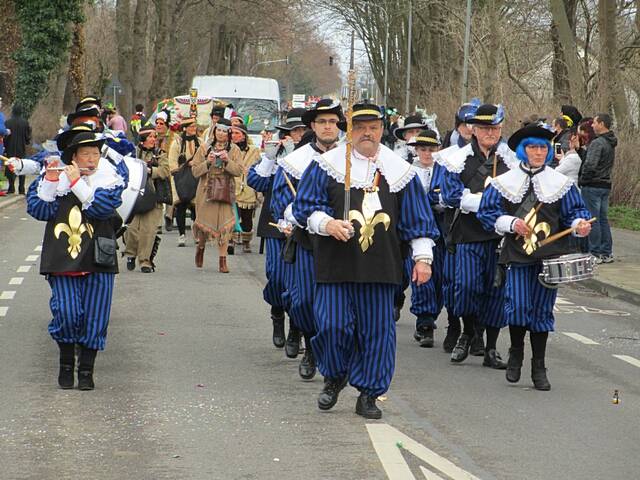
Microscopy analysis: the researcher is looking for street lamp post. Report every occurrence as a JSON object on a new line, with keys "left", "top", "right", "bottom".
{"left": 250, "top": 57, "right": 290, "bottom": 76}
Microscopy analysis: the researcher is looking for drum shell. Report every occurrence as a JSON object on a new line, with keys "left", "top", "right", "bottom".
{"left": 540, "top": 253, "right": 597, "bottom": 284}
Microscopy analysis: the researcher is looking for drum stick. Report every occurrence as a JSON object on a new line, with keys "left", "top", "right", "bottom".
{"left": 282, "top": 171, "right": 297, "bottom": 197}
{"left": 268, "top": 222, "right": 279, "bottom": 228}
{"left": 538, "top": 218, "right": 596, "bottom": 247}
{"left": 0, "top": 155, "right": 9, "bottom": 163}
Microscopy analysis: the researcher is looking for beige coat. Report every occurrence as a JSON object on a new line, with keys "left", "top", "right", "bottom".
{"left": 234, "top": 145, "right": 261, "bottom": 209}
{"left": 191, "top": 143, "right": 243, "bottom": 243}
{"left": 168, "top": 134, "right": 203, "bottom": 205}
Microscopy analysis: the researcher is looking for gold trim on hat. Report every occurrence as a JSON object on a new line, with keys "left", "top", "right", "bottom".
{"left": 352, "top": 109, "right": 382, "bottom": 118}
{"left": 473, "top": 114, "right": 497, "bottom": 121}
{"left": 414, "top": 136, "right": 439, "bottom": 144}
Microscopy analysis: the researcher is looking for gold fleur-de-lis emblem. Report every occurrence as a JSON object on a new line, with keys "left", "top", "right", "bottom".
{"left": 522, "top": 207, "right": 551, "bottom": 255}
{"left": 54, "top": 206, "right": 94, "bottom": 259}
{"left": 349, "top": 209, "right": 391, "bottom": 252}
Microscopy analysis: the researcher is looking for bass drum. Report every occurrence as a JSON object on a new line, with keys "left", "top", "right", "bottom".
{"left": 117, "top": 155, "right": 148, "bottom": 224}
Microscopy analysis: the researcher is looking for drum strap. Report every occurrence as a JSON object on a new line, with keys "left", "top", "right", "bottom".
{"left": 513, "top": 188, "right": 538, "bottom": 219}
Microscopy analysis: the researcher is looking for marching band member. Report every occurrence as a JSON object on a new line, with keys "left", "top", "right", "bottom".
{"left": 393, "top": 114, "right": 429, "bottom": 163}
{"left": 26, "top": 131, "right": 128, "bottom": 390}
{"left": 123, "top": 124, "right": 170, "bottom": 272}
{"left": 478, "top": 124, "right": 591, "bottom": 390}
{"left": 434, "top": 100, "right": 481, "bottom": 351}
{"left": 293, "top": 103, "right": 439, "bottom": 419}
{"left": 271, "top": 100, "right": 344, "bottom": 381}
{"left": 440, "top": 104, "right": 515, "bottom": 369}
{"left": 404, "top": 130, "right": 444, "bottom": 348}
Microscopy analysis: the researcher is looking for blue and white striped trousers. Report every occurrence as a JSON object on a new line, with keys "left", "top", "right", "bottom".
{"left": 402, "top": 256, "right": 440, "bottom": 326}
{"left": 453, "top": 240, "right": 506, "bottom": 328}
{"left": 313, "top": 282, "right": 396, "bottom": 397}
{"left": 505, "top": 264, "right": 557, "bottom": 332}
{"left": 47, "top": 272, "right": 115, "bottom": 350}
{"left": 289, "top": 245, "right": 316, "bottom": 336}
{"left": 442, "top": 245, "right": 456, "bottom": 312}
{"left": 262, "top": 237, "right": 289, "bottom": 310}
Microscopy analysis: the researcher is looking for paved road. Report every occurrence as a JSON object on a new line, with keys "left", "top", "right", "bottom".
{"left": 1, "top": 199, "right": 639, "bottom": 480}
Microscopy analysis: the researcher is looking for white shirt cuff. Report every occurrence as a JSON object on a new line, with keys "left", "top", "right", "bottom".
{"left": 37, "top": 178, "right": 59, "bottom": 202}
{"left": 571, "top": 218, "right": 586, "bottom": 237}
{"left": 104, "top": 145, "right": 123, "bottom": 164}
{"left": 19, "top": 159, "right": 42, "bottom": 176}
{"left": 254, "top": 155, "right": 277, "bottom": 177}
{"left": 460, "top": 190, "right": 481, "bottom": 213}
{"left": 71, "top": 179, "right": 95, "bottom": 209}
{"left": 411, "top": 237, "right": 435, "bottom": 261}
{"left": 284, "top": 203, "right": 300, "bottom": 227}
{"left": 308, "top": 211, "right": 333, "bottom": 236}
{"left": 496, "top": 215, "right": 518, "bottom": 235}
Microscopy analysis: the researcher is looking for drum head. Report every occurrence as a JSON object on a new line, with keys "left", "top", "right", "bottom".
{"left": 117, "top": 156, "right": 148, "bottom": 224}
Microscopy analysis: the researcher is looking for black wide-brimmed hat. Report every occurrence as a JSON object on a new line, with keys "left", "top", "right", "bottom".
{"left": 507, "top": 124, "right": 555, "bottom": 151}
{"left": 467, "top": 104, "right": 505, "bottom": 125}
{"left": 210, "top": 103, "right": 226, "bottom": 117}
{"left": 55, "top": 123, "right": 96, "bottom": 151}
{"left": 351, "top": 102, "right": 383, "bottom": 122}
{"left": 75, "top": 95, "right": 102, "bottom": 111}
{"left": 393, "top": 114, "right": 428, "bottom": 140}
{"left": 276, "top": 108, "right": 307, "bottom": 131}
{"left": 406, "top": 129, "right": 441, "bottom": 147}
{"left": 302, "top": 98, "right": 344, "bottom": 126}
{"left": 561, "top": 104, "right": 582, "bottom": 127}
{"left": 67, "top": 106, "right": 101, "bottom": 126}
{"left": 61, "top": 131, "right": 105, "bottom": 164}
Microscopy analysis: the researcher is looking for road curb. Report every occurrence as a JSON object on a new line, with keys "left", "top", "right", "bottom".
{"left": 580, "top": 277, "right": 640, "bottom": 308}
{"left": 0, "top": 195, "right": 24, "bottom": 211}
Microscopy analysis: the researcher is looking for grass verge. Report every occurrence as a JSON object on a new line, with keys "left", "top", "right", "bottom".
{"left": 609, "top": 205, "right": 640, "bottom": 231}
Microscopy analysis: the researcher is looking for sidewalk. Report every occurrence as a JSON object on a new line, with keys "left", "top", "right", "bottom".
{"left": 0, "top": 192, "right": 25, "bottom": 211}
{"left": 580, "top": 227, "right": 640, "bottom": 306}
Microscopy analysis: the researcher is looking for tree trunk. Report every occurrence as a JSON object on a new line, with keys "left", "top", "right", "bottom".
{"left": 63, "top": 20, "right": 86, "bottom": 112}
{"left": 149, "top": 0, "right": 171, "bottom": 105}
{"left": 550, "top": 0, "right": 577, "bottom": 104}
{"left": 116, "top": 0, "right": 133, "bottom": 119}
{"left": 132, "top": 0, "right": 149, "bottom": 111}
{"left": 481, "top": 0, "right": 501, "bottom": 103}
{"left": 549, "top": 0, "right": 584, "bottom": 106}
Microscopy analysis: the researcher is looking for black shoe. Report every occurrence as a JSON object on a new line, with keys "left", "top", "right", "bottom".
{"left": 506, "top": 347, "right": 524, "bottom": 383}
{"left": 393, "top": 306, "right": 401, "bottom": 323}
{"left": 58, "top": 364, "right": 74, "bottom": 389}
{"left": 141, "top": 266, "right": 152, "bottom": 273}
{"left": 227, "top": 244, "right": 235, "bottom": 255}
{"left": 483, "top": 349, "right": 507, "bottom": 369}
{"left": 285, "top": 328, "right": 301, "bottom": 359}
{"left": 298, "top": 347, "right": 316, "bottom": 381}
{"left": 451, "top": 334, "right": 472, "bottom": 363}
{"left": 271, "top": 310, "right": 285, "bottom": 349}
{"left": 164, "top": 216, "right": 173, "bottom": 232}
{"left": 355, "top": 392, "right": 382, "bottom": 419}
{"left": 443, "top": 326, "right": 461, "bottom": 353}
{"left": 531, "top": 358, "right": 551, "bottom": 391}
{"left": 413, "top": 325, "right": 434, "bottom": 348}
{"left": 318, "top": 377, "right": 348, "bottom": 411}
{"left": 126, "top": 257, "right": 135, "bottom": 271}
{"left": 470, "top": 332, "right": 485, "bottom": 356}
{"left": 78, "top": 370, "right": 95, "bottom": 390}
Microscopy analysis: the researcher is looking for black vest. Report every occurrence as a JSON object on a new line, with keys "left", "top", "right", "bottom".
{"left": 313, "top": 174, "right": 403, "bottom": 285}
{"left": 451, "top": 141, "right": 510, "bottom": 244}
{"left": 499, "top": 186, "right": 572, "bottom": 265}
{"left": 256, "top": 176, "right": 285, "bottom": 239}
{"left": 40, "top": 193, "right": 119, "bottom": 274}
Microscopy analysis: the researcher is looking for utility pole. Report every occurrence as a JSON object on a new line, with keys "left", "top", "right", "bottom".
{"left": 461, "top": 0, "right": 472, "bottom": 103}
{"left": 404, "top": 0, "right": 413, "bottom": 114}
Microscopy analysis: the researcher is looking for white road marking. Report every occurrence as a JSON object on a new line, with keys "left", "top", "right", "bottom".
{"left": 613, "top": 355, "right": 640, "bottom": 369}
{"left": 2, "top": 216, "right": 9, "bottom": 219}
{"left": 420, "top": 466, "right": 447, "bottom": 480}
{"left": 34, "top": 245, "right": 42, "bottom": 252}
{"left": 20, "top": 217, "right": 27, "bottom": 220}
{"left": 555, "top": 297, "right": 574, "bottom": 305}
{"left": 0, "top": 307, "right": 8, "bottom": 317}
{"left": 0, "top": 291, "right": 16, "bottom": 300}
{"left": 561, "top": 332, "right": 600, "bottom": 345}
{"left": 8, "top": 277, "right": 23, "bottom": 285}
{"left": 16, "top": 265, "right": 31, "bottom": 273}
{"left": 25, "top": 255, "right": 39, "bottom": 262}
{"left": 367, "top": 423, "right": 481, "bottom": 480}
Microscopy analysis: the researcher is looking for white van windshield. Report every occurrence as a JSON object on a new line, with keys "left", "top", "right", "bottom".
{"left": 219, "top": 98, "right": 279, "bottom": 132}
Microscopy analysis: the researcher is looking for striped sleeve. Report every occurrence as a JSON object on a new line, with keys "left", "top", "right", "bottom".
{"left": 26, "top": 177, "right": 60, "bottom": 221}
{"left": 441, "top": 169, "right": 465, "bottom": 208}
{"left": 292, "top": 161, "right": 333, "bottom": 228}
{"left": 270, "top": 167, "right": 296, "bottom": 222}
{"left": 477, "top": 184, "right": 506, "bottom": 233}
{"left": 247, "top": 164, "right": 272, "bottom": 193}
{"left": 560, "top": 185, "right": 591, "bottom": 229}
{"left": 397, "top": 176, "right": 439, "bottom": 243}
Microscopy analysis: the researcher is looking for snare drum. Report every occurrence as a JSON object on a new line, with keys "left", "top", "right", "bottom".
{"left": 539, "top": 253, "right": 597, "bottom": 285}
{"left": 117, "top": 156, "right": 148, "bottom": 224}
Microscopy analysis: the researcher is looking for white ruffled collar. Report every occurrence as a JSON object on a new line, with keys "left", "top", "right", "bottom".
{"left": 434, "top": 141, "right": 518, "bottom": 173}
{"left": 53, "top": 157, "right": 124, "bottom": 196}
{"left": 316, "top": 144, "right": 415, "bottom": 193}
{"left": 277, "top": 143, "right": 321, "bottom": 180}
{"left": 491, "top": 164, "right": 574, "bottom": 204}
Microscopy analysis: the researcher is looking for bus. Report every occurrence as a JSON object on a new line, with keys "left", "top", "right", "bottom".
{"left": 191, "top": 75, "right": 281, "bottom": 145}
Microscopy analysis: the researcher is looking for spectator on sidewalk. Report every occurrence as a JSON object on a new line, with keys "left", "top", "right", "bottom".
{"left": 579, "top": 113, "right": 617, "bottom": 263}
{"left": 4, "top": 103, "right": 32, "bottom": 195}
{"left": 130, "top": 103, "right": 147, "bottom": 143}
{"left": 555, "top": 127, "right": 582, "bottom": 185}
{"left": 106, "top": 106, "right": 128, "bottom": 133}
{"left": 577, "top": 118, "right": 595, "bottom": 162}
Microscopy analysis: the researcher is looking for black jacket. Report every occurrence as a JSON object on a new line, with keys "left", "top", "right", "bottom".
{"left": 4, "top": 106, "right": 31, "bottom": 158}
{"left": 579, "top": 131, "right": 617, "bottom": 189}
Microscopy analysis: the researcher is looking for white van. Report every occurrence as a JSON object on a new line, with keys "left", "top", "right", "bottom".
{"left": 191, "top": 75, "right": 281, "bottom": 145}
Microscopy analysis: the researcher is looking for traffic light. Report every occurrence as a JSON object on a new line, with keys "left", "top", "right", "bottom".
{"left": 329, "top": 56, "right": 334, "bottom": 66}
